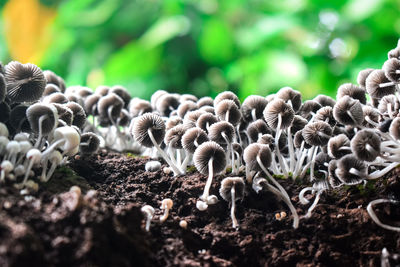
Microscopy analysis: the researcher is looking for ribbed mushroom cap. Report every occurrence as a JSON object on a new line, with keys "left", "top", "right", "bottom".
{"left": 200, "top": 106, "right": 215, "bottom": 114}
{"left": 351, "top": 129, "right": 381, "bottom": 162}
{"left": 276, "top": 86, "right": 302, "bottom": 112}
{"left": 128, "top": 98, "right": 152, "bottom": 118}
{"left": 378, "top": 118, "right": 393, "bottom": 133}
{"left": 196, "top": 113, "right": 218, "bottom": 132}
{"left": 65, "top": 102, "right": 87, "bottom": 129}
{"left": 243, "top": 143, "right": 272, "bottom": 172}
{"left": 362, "top": 105, "right": 380, "bottom": 128}
{"left": 388, "top": 47, "right": 400, "bottom": 59}
{"left": 164, "top": 124, "right": 188, "bottom": 149}
{"left": 52, "top": 103, "right": 73, "bottom": 126}
{"left": 357, "top": 68, "right": 375, "bottom": 88}
{"left": 390, "top": 117, "right": 400, "bottom": 140}
{"left": 43, "top": 92, "right": 69, "bottom": 104}
{"left": 0, "top": 101, "right": 10, "bottom": 123}
{"left": 97, "top": 93, "right": 124, "bottom": 121}
{"left": 0, "top": 74, "right": 6, "bottom": 102}
{"left": 166, "top": 116, "right": 183, "bottom": 130}
{"left": 42, "top": 84, "right": 61, "bottom": 97}
{"left": 83, "top": 94, "right": 101, "bottom": 116}
{"left": 5, "top": 61, "right": 46, "bottom": 103}
{"left": 298, "top": 100, "right": 322, "bottom": 120}
{"left": 43, "top": 70, "right": 66, "bottom": 93}
{"left": 110, "top": 85, "right": 131, "bottom": 108}
{"left": 180, "top": 94, "right": 198, "bottom": 103}
{"left": 184, "top": 110, "right": 205, "bottom": 125}
{"left": 294, "top": 130, "right": 311, "bottom": 149}
{"left": 197, "top": 96, "right": 214, "bottom": 107}
{"left": 378, "top": 94, "right": 399, "bottom": 117}
{"left": 156, "top": 93, "right": 179, "bottom": 116}
{"left": 302, "top": 121, "right": 332, "bottom": 146}
{"left": 336, "top": 155, "right": 367, "bottom": 185}
{"left": 333, "top": 95, "right": 363, "bottom": 126}
{"left": 290, "top": 115, "right": 308, "bottom": 134}
{"left": 182, "top": 127, "right": 209, "bottom": 154}
{"left": 94, "top": 85, "right": 110, "bottom": 96}
{"left": 366, "top": 69, "right": 396, "bottom": 98}
{"left": 328, "top": 160, "right": 342, "bottom": 188}
{"left": 208, "top": 121, "right": 235, "bottom": 144}
{"left": 241, "top": 95, "right": 268, "bottom": 122}
{"left": 314, "top": 106, "right": 336, "bottom": 127}
{"left": 26, "top": 103, "right": 58, "bottom": 135}
{"left": 214, "top": 91, "right": 240, "bottom": 109}
{"left": 313, "top": 94, "right": 336, "bottom": 107}
{"left": 80, "top": 132, "right": 100, "bottom": 155}
{"left": 150, "top": 90, "right": 168, "bottom": 109}
{"left": 9, "top": 104, "right": 31, "bottom": 132}
{"left": 177, "top": 101, "right": 197, "bottom": 118}
{"left": 132, "top": 113, "right": 166, "bottom": 147}
{"left": 263, "top": 99, "right": 295, "bottom": 129}
{"left": 219, "top": 177, "right": 245, "bottom": 202}
{"left": 327, "top": 134, "right": 351, "bottom": 159}
{"left": 337, "top": 83, "right": 366, "bottom": 104}
{"left": 215, "top": 99, "right": 242, "bottom": 126}
{"left": 74, "top": 86, "right": 93, "bottom": 99}
{"left": 247, "top": 119, "right": 270, "bottom": 143}
{"left": 193, "top": 141, "right": 226, "bottom": 175}
{"left": 383, "top": 58, "right": 400, "bottom": 82}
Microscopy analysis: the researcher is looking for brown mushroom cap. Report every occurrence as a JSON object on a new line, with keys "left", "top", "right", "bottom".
{"left": 208, "top": 121, "right": 235, "bottom": 145}
{"left": 214, "top": 91, "right": 240, "bottom": 109}
{"left": 65, "top": 102, "right": 87, "bottom": 129}
{"left": 177, "top": 101, "right": 198, "bottom": 119}
{"left": 243, "top": 143, "right": 272, "bottom": 172}
{"left": 336, "top": 154, "right": 367, "bottom": 185}
{"left": 337, "top": 83, "right": 366, "bottom": 104}
{"left": 302, "top": 121, "right": 332, "bottom": 146}
{"left": 193, "top": 141, "right": 226, "bottom": 175}
{"left": 0, "top": 74, "right": 6, "bottom": 102}
{"left": 164, "top": 124, "right": 188, "bottom": 149}
{"left": 327, "top": 134, "right": 351, "bottom": 159}
{"left": 247, "top": 119, "right": 271, "bottom": 143}
{"left": 52, "top": 103, "right": 73, "bottom": 126}
{"left": 383, "top": 58, "right": 400, "bottom": 82}
{"left": 97, "top": 93, "right": 124, "bottom": 122}
{"left": 298, "top": 100, "right": 322, "bottom": 120}
{"left": 182, "top": 127, "right": 209, "bottom": 154}
{"left": 314, "top": 106, "right": 336, "bottom": 128}
{"left": 95, "top": 85, "right": 110, "bottom": 96}
{"left": 5, "top": 61, "right": 46, "bottom": 103}
{"left": 43, "top": 92, "right": 69, "bottom": 104}
{"left": 362, "top": 105, "right": 380, "bottom": 128}
{"left": 196, "top": 113, "right": 218, "bottom": 133}
{"left": 263, "top": 99, "right": 295, "bottom": 129}
{"left": 333, "top": 95, "right": 363, "bottom": 126}
{"left": 129, "top": 98, "right": 152, "bottom": 118}
{"left": 366, "top": 69, "right": 396, "bottom": 98}
{"left": 42, "top": 83, "right": 61, "bottom": 97}
{"left": 357, "top": 68, "right": 375, "bottom": 89}
{"left": 156, "top": 93, "right": 179, "bottom": 117}
{"left": 110, "top": 85, "right": 131, "bottom": 108}
{"left": 132, "top": 113, "right": 166, "bottom": 147}
{"left": 219, "top": 177, "right": 245, "bottom": 202}
{"left": 26, "top": 103, "right": 58, "bottom": 135}
{"left": 43, "top": 70, "right": 66, "bottom": 93}
{"left": 328, "top": 160, "right": 342, "bottom": 188}
{"left": 275, "top": 86, "right": 302, "bottom": 112}
{"left": 241, "top": 95, "right": 268, "bottom": 122}
{"left": 215, "top": 99, "right": 242, "bottom": 126}
{"left": 313, "top": 94, "right": 336, "bottom": 107}
{"left": 197, "top": 96, "right": 214, "bottom": 107}
{"left": 378, "top": 94, "right": 399, "bottom": 117}
{"left": 350, "top": 129, "right": 381, "bottom": 162}
{"left": 389, "top": 117, "right": 400, "bottom": 140}
{"left": 80, "top": 132, "right": 100, "bottom": 155}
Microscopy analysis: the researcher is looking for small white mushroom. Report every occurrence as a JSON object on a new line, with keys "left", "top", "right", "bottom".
{"left": 179, "top": 220, "right": 188, "bottom": 229}
{"left": 22, "top": 148, "right": 41, "bottom": 186}
{"left": 141, "top": 205, "right": 155, "bottom": 232}
{"left": 5, "top": 141, "right": 21, "bottom": 165}
{"left": 145, "top": 161, "right": 161, "bottom": 172}
{"left": 0, "top": 160, "right": 13, "bottom": 182}
{"left": 160, "top": 198, "right": 173, "bottom": 223}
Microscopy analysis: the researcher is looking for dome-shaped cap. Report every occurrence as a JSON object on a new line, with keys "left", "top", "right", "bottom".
{"left": 193, "top": 141, "right": 226, "bottom": 175}
{"left": 132, "top": 113, "right": 166, "bottom": 147}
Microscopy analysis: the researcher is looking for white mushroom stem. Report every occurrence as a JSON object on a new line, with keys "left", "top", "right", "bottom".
{"left": 367, "top": 162, "right": 399, "bottom": 179}
{"left": 221, "top": 132, "right": 233, "bottom": 167}
{"left": 22, "top": 149, "right": 41, "bottom": 186}
{"left": 200, "top": 158, "right": 214, "bottom": 203}
{"left": 275, "top": 114, "right": 289, "bottom": 177}
{"left": 0, "top": 161, "right": 13, "bottom": 182}
{"left": 309, "top": 146, "right": 319, "bottom": 181}
{"left": 141, "top": 205, "right": 155, "bottom": 232}
{"left": 256, "top": 155, "right": 299, "bottom": 229}
{"left": 299, "top": 187, "right": 324, "bottom": 218}
{"left": 379, "top": 81, "right": 396, "bottom": 88}
{"left": 147, "top": 129, "right": 183, "bottom": 176}
{"left": 287, "top": 126, "right": 296, "bottom": 174}
{"left": 251, "top": 109, "right": 257, "bottom": 122}
{"left": 230, "top": 186, "right": 239, "bottom": 229}
{"left": 367, "top": 199, "right": 400, "bottom": 232}
{"left": 34, "top": 114, "right": 48, "bottom": 148}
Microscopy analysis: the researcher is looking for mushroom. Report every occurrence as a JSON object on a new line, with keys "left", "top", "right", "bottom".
{"left": 214, "top": 91, "right": 240, "bottom": 109}
{"left": 275, "top": 86, "right": 302, "bottom": 112}
{"left": 336, "top": 83, "right": 366, "bottom": 104}
{"left": 327, "top": 134, "right": 351, "bottom": 159}
{"left": 43, "top": 70, "right": 66, "bottom": 93}
{"left": 215, "top": 99, "right": 242, "bottom": 126}
{"left": 132, "top": 113, "right": 183, "bottom": 175}
{"left": 196, "top": 113, "right": 218, "bottom": 133}
{"left": 241, "top": 95, "right": 267, "bottom": 122}
{"left": 156, "top": 94, "right": 179, "bottom": 117}
{"left": 313, "top": 94, "right": 336, "bottom": 107}
{"left": 65, "top": 102, "right": 87, "bottom": 129}
{"left": 145, "top": 161, "right": 162, "bottom": 172}
{"left": 0, "top": 160, "right": 13, "bottom": 182}
{"left": 333, "top": 95, "right": 364, "bottom": 126}
{"left": 219, "top": 177, "right": 245, "bottom": 229}
{"left": 356, "top": 68, "right": 374, "bottom": 89}
{"left": 382, "top": 58, "right": 400, "bottom": 82}
{"left": 21, "top": 148, "right": 41, "bottom": 186}
{"left": 159, "top": 198, "right": 173, "bottom": 223}
{"left": 365, "top": 69, "right": 396, "bottom": 99}
{"left": 197, "top": 96, "right": 214, "bottom": 107}
{"left": 141, "top": 205, "right": 155, "bottom": 232}
{"left": 4, "top": 61, "right": 46, "bottom": 103}
{"left": 26, "top": 103, "right": 58, "bottom": 148}
{"left": 40, "top": 150, "right": 63, "bottom": 182}
{"left": 350, "top": 129, "right": 381, "bottom": 162}
{"left": 42, "top": 126, "right": 80, "bottom": 158}
{"left": 193, "top": 141, "right": 226, "bottom": 210}
{"left": 79, "top": 132, "right": 100, "bottom": 155}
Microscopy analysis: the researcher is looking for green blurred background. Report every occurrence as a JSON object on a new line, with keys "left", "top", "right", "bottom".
{"left": 0, "top": 0, "right": 399, "bottom": 100}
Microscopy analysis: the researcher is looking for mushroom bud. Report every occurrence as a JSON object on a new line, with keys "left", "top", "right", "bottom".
{"left": 141, "top": 205, "right": 155, "bottom": 232}
{"left": 159, "top": 198, "right": 173, "bottom": 223}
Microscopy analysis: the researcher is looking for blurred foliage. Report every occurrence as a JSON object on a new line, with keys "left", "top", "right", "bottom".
{"left": 1, "top": 0, "right": 400, "bottom": 100}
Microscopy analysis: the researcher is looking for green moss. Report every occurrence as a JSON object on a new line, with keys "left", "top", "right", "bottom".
{"left": 40, "top": 166, "right": 91, "bottom": 194}
{"left": 186, "top": 165, "right": 197, "bottom": 173}
{"left": 126, "top": 152, "right": 147, "bottom": 159}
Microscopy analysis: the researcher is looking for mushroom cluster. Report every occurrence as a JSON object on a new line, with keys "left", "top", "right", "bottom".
{"left": 0, "top": 61, "right": 105, "bottom": 192}
{"left": 132, "top": 40, "right": 400, "bottom": 230}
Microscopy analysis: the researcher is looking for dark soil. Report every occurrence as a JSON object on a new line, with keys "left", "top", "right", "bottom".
{"left": 1, "top": 150, "right": 399, "bottom": 266}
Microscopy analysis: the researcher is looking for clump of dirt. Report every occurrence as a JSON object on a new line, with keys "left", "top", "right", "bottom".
{"left": 1, "top": 150, "right": 399, "bottom": 266}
